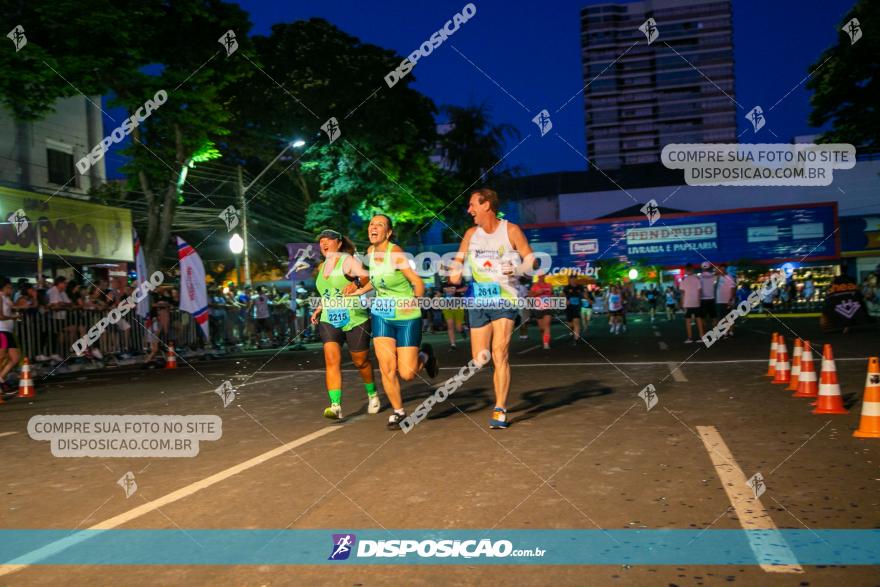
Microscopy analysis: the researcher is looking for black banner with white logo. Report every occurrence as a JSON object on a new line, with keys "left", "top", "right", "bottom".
{"left": 822, "top": 279, "right": 872, "bottom": 331}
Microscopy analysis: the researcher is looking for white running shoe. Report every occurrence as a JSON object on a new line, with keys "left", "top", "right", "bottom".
{"left": 323, "top": 404, "right": 342, "bottom": 419}
{"left": 368, "top": 395, "right": 380, "bottom": 414}
{"left": 50, "top": 354, "right": 64, "bottom": 362}
{"left": 542, "top": 343, "right": 550, "bottom": 350}
{"left": 35, "top": 354, "right": 49, "bottom": 362}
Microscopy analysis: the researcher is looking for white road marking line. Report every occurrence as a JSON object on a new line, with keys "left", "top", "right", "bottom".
{"left": 517, "top": 344, "right": 541, "bottom": 354}
{"left": 658, "top": 341, "right": 669, "bottom": 350}
{"left": 666, "top": 361, "right": 687, "bottom": 381}
{"left": 696, "top": 426, "right": 803, "bottom": 574}
{"left": 0, "top": 431, "right": 18, "bottom": 438}
{"left": 0, "top": 424, "right": 345, "bottom": 577}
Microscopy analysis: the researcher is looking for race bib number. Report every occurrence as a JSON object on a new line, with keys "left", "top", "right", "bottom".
{"left": 326, "top": 308, "right": 350, "bottom": 328}
{"left": 474, "top": 282, "right": 501, "bottom": 299}
{"left": 372, "top": 297, "right": 396, "bottom": 319}
{"left": 568, "top": 297, "right": 581, "bottom": 306}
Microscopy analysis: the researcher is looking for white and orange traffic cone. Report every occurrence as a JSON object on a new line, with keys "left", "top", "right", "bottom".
{"left": 793, "top": 340, "right": 818, "bottom": 398}
{"left": 772, "top": 337, "right": 791, "bottom": 384}
{"left": 165, "top": 343, "right": 178, "bottom": 369}
{"left": 853, "top": 357, "right": 880, "bottom": 438}
{"left": 812, "top": 344, "right": 847, "bottom": 415}
{"left": 767, "top": 333, "right": 778, "bottom": 377}
{"left": 787, "top": 338, "right": 803, "bottom": 392}
{"left": 17, "top": 358, "right": 35, "bottom": 399}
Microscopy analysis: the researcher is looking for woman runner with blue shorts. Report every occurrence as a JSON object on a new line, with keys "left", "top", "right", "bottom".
{"left": 364, "top": 215, "right": 438, "bottom": 429}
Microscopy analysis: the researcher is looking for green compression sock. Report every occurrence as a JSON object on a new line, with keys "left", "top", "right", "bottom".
{"left": 328, "top": 389, "right": 342, "bottom": 405}
{"left": 364, "top": 382, "right": 377, "bottom": 397}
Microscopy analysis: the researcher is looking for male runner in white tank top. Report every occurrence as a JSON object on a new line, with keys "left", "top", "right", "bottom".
{"left": 449, "top": 188, "right": 536, "bottom": 429}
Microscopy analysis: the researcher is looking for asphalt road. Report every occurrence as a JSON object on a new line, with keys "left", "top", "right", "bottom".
{"left": 1, "top": 313, "right": 878, "bottom": 586}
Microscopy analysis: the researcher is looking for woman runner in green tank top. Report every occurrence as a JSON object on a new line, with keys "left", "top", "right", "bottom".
{"left": 309, "top": 229, "right": 379, "bottom": 420}
{"left": 364, "top": 214, "right": 438, "bottom": 430}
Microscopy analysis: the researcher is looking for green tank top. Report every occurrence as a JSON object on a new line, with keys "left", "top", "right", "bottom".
{"left": 368, "top": 242, "right": 420, "bottom": 321}
{"left": 315, "top": 254, "right": 368, "bottom": 331}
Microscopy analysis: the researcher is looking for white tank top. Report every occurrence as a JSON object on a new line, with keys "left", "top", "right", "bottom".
{"left": 467, "top": 220, "right": 519, "bottom": 299}
{"left": 0, "top": 295, "right": 14, "bottom": 332}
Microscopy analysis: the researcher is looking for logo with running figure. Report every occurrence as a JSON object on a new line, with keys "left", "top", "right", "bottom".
{"left": 329, "top": 533, "right": 356, "bottom": 560}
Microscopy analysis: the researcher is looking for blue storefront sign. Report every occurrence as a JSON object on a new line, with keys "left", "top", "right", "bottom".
{"left": 523, "top": 202, "right": 839, "bottom": 268}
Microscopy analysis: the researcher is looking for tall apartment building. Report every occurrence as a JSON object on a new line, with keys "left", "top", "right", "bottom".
{"left": 581, "top": 0, "right": 736, "bottom": 169}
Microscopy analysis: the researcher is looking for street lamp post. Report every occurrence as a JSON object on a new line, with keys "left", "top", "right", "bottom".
{"left": 235, "top": 139, "right": 306, "bottom": 288}
{"left": 229, "top": 233, "right": 244, "bottom": 285}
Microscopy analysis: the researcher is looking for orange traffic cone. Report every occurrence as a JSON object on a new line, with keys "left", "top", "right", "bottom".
{"left": 16, "top": 358, "right": 35, "bottom": 399}
{"left": 767, "top": 333, "right": 778, "bottom": 377}
{"left": 794, "top": 341, "right": 818, "bottom": 398}
{"left": 787, "top": 339, "right": 803, "bottom": 392}
{"left": 772, "top": 337, "right": 791, "bottom": 384}
{"left": 812, "top": 344, "right": 847, "bottom": 414}
{"left": 853, "top": 357, "right": 880, "bottom": 438}
{"left": 165, "top": 343, "right": 178, "bottom": 369}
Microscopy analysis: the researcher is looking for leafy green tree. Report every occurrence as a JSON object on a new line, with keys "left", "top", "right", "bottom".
{"left": 807, "top": 0, "right": 879, "bottom": 155}
{"left": 432, "top": 102, "right": 522, "bottom": 240}
{"left": 225, "top": 18, "right": 443, "bottom": 240}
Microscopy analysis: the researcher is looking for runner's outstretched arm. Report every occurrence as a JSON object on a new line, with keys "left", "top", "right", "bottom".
{"left": 449, "top": 227, "right": 475, "bottom": 285}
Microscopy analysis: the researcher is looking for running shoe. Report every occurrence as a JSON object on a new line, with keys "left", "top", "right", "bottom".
{"left": 35, "top": 354, "right": 49, "bottom": 362}
{"left": 367, "top": 395, "right": 380, "bottom": 414}
{"left": 323, "top": 404, "right": 342, "bottom": 420}
{"left": 519, "top": 335, "right": 528, "bottom": 340}
{"left": 449, "top": 343, "right": 457, "bottom": 350}
{"left": 388, "top": 411, "right": 406, "bottom": 430}
{"left": 542, "top": 343, "right": 550, "bottom": 350}
{"left": 684, "top": 338, "right": 695, "bottom": 344}
{"left": 489, "top": 407, "right": 509, "bottom": 429}
{"left": 421, "top": 343, "right": 439, "bottom": 378}
{"left": 49, "top": 354, "right": 64, "bottom": 362}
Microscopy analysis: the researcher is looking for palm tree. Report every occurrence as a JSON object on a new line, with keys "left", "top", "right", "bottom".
{"left": 438, "top": 102, "right": 521, "bottom": 185}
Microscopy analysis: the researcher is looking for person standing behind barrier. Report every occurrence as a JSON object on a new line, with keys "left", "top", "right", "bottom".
{"left": 47, "top": 276, "right": 71, "bottom": 362}
{"left": 679, "top": 264, "right": 703, "bottom": 343}
{"left": 249, "top": 286, "right": 273, "bottom": 347}
{"left": 0, "top": 278, "right": 22, "bottom": 395}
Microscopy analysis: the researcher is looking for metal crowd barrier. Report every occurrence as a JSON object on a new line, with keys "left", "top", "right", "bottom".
{"left": 11, "top": 305, "right": 308, "bottom": 361}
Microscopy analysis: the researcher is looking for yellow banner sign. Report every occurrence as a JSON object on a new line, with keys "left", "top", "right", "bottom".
{"left": 0, "top": 186, "right": 133, "bottom": 262}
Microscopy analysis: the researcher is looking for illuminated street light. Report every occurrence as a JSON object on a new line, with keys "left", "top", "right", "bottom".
{"left": 229, "top": 233, "right": 244, "bottom": 254}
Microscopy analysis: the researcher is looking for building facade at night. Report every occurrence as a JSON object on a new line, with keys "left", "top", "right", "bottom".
{"left": 581, "top": 0, "right": 737, "bottom": 169}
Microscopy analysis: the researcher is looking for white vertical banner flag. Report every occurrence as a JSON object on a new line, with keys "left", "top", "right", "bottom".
{"left": 176, "top": 236, "right": 209, "bottom": 339}
{"left": 133, "top": 230, "right": 151, "bottom": 319}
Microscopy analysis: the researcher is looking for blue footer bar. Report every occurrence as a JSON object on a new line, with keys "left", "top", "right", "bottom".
{"left": 2, "top": 530, "right": 878, "bottom": 565}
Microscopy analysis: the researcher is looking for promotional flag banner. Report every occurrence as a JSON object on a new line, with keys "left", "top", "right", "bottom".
{"left": 176, "top": 237, "right": 209, "bottom": 339}
{"left": 133, "top": 230, "right": 150, "bottom": 319}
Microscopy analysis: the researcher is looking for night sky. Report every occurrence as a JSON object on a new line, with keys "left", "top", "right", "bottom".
{"left": 105, "top": 0, "right": 857, "bottom": 178}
